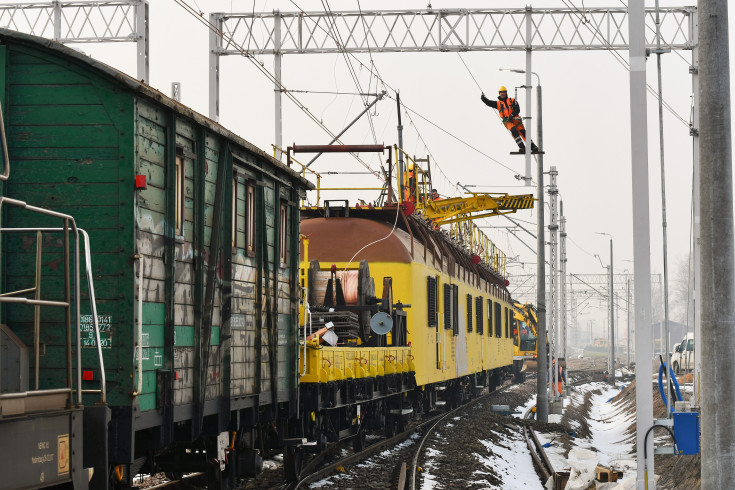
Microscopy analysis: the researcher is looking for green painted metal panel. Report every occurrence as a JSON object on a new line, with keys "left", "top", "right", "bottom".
{"left": 2, "top": 41, "right": 136, "bottom": 407}
{"left": 137, "top": 393, "right": 156, "bottom": 412}
{"left": 5, "top": 251, "right": 123, "bottom": 278}
{"left": 9, "top": 147, "right": 121, "bottom": 161}
{"left": 8, "top": 124, "right": 120, "bottom": 148}
{"left": 137, "top": 135, "right": 165, "bottom": 165}
{"left": 9, "top": 105, "right": 115, "bottom": 126}
{"left": 142, "top": 302, "right": 164, "bottom": 328}
{"left": 8, "top": 84, "right": 101, "bottom": 105}
{"left": 138, "top": 116, "right": 166, "bottom": 144}
{"left": 140, "top": 370, "right": 157, "bottom": 393}
{"left": 138, "top": 158, "right": 165, "bottom": 188}
{"left": 171, "top": 325, "right": 219, "bottom": 347}
{"left": 138, "top": 183, "right": 165, "bottom": 213}
{"left": 8, "top": 62, "right": 91, "bottom": 84}
{"left": 175, "top": 325, "right": 194, "bottom": 347}
{"left": 9, "top": 159, "right": 122, "bottom": 184}
{"left": 8, "top": 182, "right": 119, "bottom": 206}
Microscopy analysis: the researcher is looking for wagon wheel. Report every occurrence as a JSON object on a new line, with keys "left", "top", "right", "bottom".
{"left": 357, "top": 260, "right": 374, "bottom": 343}
{"left": 353, "top": 426, "right": 366, "bottom": 452}
{"left": 284, "top": 446, "right": 303, "bottom": 482}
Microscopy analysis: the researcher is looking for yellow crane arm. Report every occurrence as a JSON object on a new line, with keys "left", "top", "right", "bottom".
{"left": 422, "top": 193, "right": 535, "bottom": 225}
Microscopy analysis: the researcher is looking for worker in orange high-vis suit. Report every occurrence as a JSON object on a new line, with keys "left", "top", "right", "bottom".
{"left": 481, "top": 86, "right": 539, "bottom": 153}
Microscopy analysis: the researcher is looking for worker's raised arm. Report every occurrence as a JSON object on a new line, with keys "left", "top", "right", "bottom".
{"left": 480, "top": 93, "right": 498, "bottom": 109}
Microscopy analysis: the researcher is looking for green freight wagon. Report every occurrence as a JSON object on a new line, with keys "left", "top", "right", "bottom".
{"left": 0, "top": 28, "right": 311, "bottom": 489}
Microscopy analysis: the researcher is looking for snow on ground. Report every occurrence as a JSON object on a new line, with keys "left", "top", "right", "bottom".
{"left": 582, "top": 383, "right": 636, "bottom": 469}
{"left": 514, "top": 380, "right": 637, "bottom": 486}
{"left": 419, "top": 446, "right": 443, "bottom": 490}
{"left": 475, "top": 432, "right": 544, "bottom": 489}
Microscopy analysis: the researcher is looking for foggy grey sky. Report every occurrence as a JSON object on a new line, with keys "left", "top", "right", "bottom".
{"left": 2, "top": 0, "right": 725, "bottom": 343}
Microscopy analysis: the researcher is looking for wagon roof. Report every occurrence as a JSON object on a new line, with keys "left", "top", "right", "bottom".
{"left": 0, "top": 28, "right": 313, "bottom": 191}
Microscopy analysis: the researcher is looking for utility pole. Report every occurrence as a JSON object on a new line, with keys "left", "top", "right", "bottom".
{"left": 560, "top": 201, "right": 568, "bottom": 364}
{"left": 628, "top": 0, "right": 655, "bottom": 485}
{"left": 609, "top": 239, "right": 615, "bottom": 385}
{"left": 627, "top": 278, "right": 631, "bottom": 367}
{"left": 653, "top": 0, "right": 673, "bottom": 419}
{"left": 535, "top": 79, "right": 548, "bottom": 423}
{"left": 396, "top": 92, "right": 405, "bottom": 198}
{"left": 700, "top": 0, "right": 735, "bottom": 487}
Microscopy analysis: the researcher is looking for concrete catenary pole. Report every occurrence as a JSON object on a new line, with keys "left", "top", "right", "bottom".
{"left": 535, "top": 81, "right": 548, "bottom": 423}
{"left": 609, "top": 238, "right": 615, "bottom": 385}
{"left": 627, "top": 278, "right": 631, "bottom": 367}
{"left": 560, "top": 201, "right": 567, "bottom": 364}
{"left": 699, "top": 0, "right": 735, "bottom": 487}
{"left": 274, "top": 11, "right": 283, "bottom": 160}
{"left": 628, "top": 1, "right": 655, "bottom": 486}
{"left": 690, "top": 7, "right": 702, "bottom": 410}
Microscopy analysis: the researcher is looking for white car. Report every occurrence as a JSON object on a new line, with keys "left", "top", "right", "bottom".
{"left": 671, "top": 332, "right": 695, "bottom": 374}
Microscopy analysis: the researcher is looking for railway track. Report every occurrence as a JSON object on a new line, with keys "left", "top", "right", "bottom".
{"left": 523, "top": 407, "right": 555, "bottom": 484}
{"left": 288, "top": 384, "right": 513, "bottom": 490}
{"left": 289, "top": 408, "right": 459, "bottom": 489}
{"left": 398, "top": 383, "right": 516, "bottom": 489}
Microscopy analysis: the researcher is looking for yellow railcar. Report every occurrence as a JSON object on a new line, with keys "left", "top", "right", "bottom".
{"left": 300, "top": 206, "right": 515, "bottom": 413}
{"left": 286, "top": 144, "right": 531, "bottom": 480}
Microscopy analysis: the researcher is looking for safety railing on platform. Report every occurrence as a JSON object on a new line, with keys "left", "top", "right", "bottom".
{"left": 279, "top": 144, "right": 391, "bottom": 206}
{"left": 393, "top": 145, "right": 507, "bottom": 277}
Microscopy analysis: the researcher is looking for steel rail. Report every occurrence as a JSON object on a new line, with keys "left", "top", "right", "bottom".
{"left": 293, "top": 389, "right": 499, "bottom": 490}
{"left": 523, "top": 406, "right": 554, "bottom": 483}
{"left": 291, "top": 412, "right": 444, "bottom": 490}
{"left": 407, "top": 385, "right": 515, "bottom": 490}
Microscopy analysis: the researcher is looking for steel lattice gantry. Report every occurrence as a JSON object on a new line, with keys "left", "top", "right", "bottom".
{"left": 213, "top": 7, "right": 694, "bottom": 55}
{"left": 207, "top": 6, "right": 696, "bottom": 123}
{"left": 0, "top": 0, "right": 149, "bottom": 82}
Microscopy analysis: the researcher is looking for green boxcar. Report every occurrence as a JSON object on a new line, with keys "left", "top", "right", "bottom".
{"left": 0, "top": 29, "right": 311, "bottom": 487}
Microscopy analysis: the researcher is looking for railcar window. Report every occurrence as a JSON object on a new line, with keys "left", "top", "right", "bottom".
{"left": 232, "top": 175, "right": 237, "bottom": 247}
{"left": 246, "top": 181, "right": 256, "bottom": 256}
{"left": 232, "top": 177, "right": 246, "bottom": 250}
{"left": 452, "top": 284, "right": 459, "bottom": 336}
{"left": 505, "top": 307, "right": 510, "bottom": 338}
{"left": 476, "top": 296, "right": 483, "bottom": 334}
{"left": 487, "top": 298, "right": 492, "bottom": 336}
{"left": 279, "top": 200, "right": 287, "bottom": 267}
{"left": 443, "top": 283, "right": 452, "bottom": 330}
{"left": 466, "top": 294, "right": 473, "bottom": 332}
{"left": 175, "top": 155, "right": 185, "bottom": 236}
{"left": 427, "top": 276, "right": 438, "bottom": 327}
{"left": 494, "top": 302, "right": 502, "bottom": 337}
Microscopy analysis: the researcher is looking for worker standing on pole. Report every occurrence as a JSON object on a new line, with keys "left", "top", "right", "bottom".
{"left": 481, "top": 86, "right": 539, "bottom": 153}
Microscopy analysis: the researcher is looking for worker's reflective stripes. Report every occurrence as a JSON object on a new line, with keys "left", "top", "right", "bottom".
{"left": 497, "top": 97, "right": 518, "bottom": 119}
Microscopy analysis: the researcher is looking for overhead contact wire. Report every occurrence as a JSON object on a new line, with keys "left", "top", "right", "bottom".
{"left": 172, "top": 0, "right": 383, "bottom": 181}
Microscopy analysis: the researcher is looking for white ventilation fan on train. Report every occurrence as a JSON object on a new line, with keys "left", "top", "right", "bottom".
{"left": 370, "top": 312, "right": 393, "bottom": 335}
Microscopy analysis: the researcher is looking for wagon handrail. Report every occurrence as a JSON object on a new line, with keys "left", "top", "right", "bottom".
{"left": 0, "top": 216, "right": 106, "bottom": 404}
{"left": 0, "top": 101, "right": 8, "bottom": 182}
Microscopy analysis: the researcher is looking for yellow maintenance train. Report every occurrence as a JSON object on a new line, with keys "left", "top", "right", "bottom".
{"left": 287, "top": 143, "right": 534, "bottom": 477}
